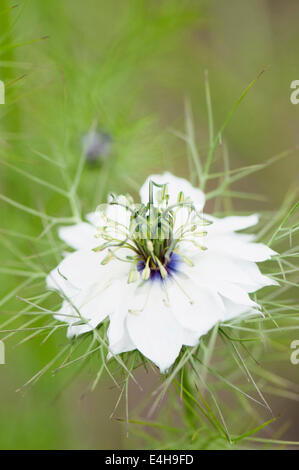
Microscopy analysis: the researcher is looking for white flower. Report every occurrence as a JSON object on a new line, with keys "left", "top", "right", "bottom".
{"left": 47, "top": 172, "right": 277, "bottom": 372}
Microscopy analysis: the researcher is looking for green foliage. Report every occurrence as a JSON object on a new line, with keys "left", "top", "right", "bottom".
{"left": 0, "top": 0, "right": 298, "bottom": 450}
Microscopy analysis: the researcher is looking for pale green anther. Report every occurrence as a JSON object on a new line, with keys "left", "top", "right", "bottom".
{"left": 193, "top": 231, "right": 207, "bottom": 237}
{"left": 188, "top": 240, "right": 208, "bottom": 250}
{"left": 156, "top": 189, "right": 163, "bottom": 204}
{"left": 146, "top": 240, "right": 154, "bottom": 252}
{"left": 180, "top": 254, "right": 194, "bottom": 267}
{"left": 201, "top": 219, "right": 213, "bottom": 226}
{"left": 156, "top": 259, "right": 168, "bottom": 279}
{"left": 101, "top": 250, "right": 114, "bottom": 265}
{"left": 102, "top": 234, "right": 113, "bottom": 241}
{"left": 175, "top": 226, "right": 185, "bottom": 238}
{"left": 161, "top": 183, "right": 168, "bottom": 202}
{"left": 128, "top": 264, "right": 139, "bottom": 283}
{"left": 177, "top": 191, "right": 184, "bottom": 203}
{"left": 142, "top": 257, "right": 151, "bottom": 281}
{"left": 96, "top": 224, "right": 109, "bottom": 236}
{"left": 93, "top": 243, "right": 108, "bottom": 252}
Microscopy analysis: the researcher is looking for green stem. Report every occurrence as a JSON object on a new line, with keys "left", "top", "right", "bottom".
{"left": 181, "top": 365, "right": 198, "bottom": 430}
{"left": 201, "top": 69, "right": 265, "bottom": 191}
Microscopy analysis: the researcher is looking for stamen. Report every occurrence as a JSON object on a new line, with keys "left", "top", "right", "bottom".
{"left": 172, "top": 274, "right": 195, "bottom": 305}
{"left": 128, "top": 263, "right": 139, "bottom": 284}
{"left": 101, "top": 249, "right": 114, "bottom": 265}
{"left": 178, "top": 253, "right": 194, "bottom": 267}
{"left": 142, "top": 257, "right": 151, "bottom": 281}
{"left": 94, "top": 178, "right": 209, "bottom": 284}
{"left": 156, "top": 258, "right": 168, "bottom": 279}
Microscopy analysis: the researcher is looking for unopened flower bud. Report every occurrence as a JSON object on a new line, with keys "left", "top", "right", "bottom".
{"left": 82, "top": 130, "right": 112, "bottom": 165}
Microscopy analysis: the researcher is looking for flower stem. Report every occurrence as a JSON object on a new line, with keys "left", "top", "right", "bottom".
{"left": 181, "top": 366, "right": 198, "bottom": 430}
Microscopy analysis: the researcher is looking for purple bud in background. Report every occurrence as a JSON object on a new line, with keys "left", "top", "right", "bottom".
{"left": 82, "top": 130, "right": 113, "bottom": 164}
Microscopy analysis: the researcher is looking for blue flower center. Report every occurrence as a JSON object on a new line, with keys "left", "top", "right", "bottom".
{"left": 137, "top": 253, "right": 181, "bottom": 281}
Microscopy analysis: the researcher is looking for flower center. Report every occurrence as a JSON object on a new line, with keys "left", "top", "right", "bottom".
{"left": 93, "top": 181, "right": 209, "bottom": 283}
{"left": 137, "top": 252, "right": 181, "bottom": 281}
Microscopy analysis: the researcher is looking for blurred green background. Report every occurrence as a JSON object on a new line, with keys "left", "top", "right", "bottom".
{"left": 0, "top": 0, "right": 298, "bottom": 449}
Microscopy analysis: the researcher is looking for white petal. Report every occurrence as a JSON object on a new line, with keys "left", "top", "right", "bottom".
{"left": 58, "top": 222, "right": 98, "bottom": 250}
{"left": 89, "top": 199, "right": 131, "bottom": 241}
{"left": 54, "top": 300, "right": 79, "bottom": 323}
{"left": 126, "top": 282, "right": 197, "bottom": 372}
{"left": 67, "top": 323, "right": 94, "bottom": 338}
{"left": 221, "top": 297, "right": 258, "bottom": 321}
{"left": 55, "top": 249, "right": 105, "bottom": 289}
{"left": 46, "top": 265, "right": 79, "bottom": 298}
{"left": 206, "top": 214, "right": 259, "bottom": 234}
{"left": 56, "top": 279, "right": 125, "bottom": 338}
{"left": 47, "top": 253, "right": 117, "bottom": 329}
{"left": 185, "top": 251, "right": 277, "bottom": 291}
{"left": 107, "top": 282, "right": 139, "bottom": 356}
{"left": 213, "top": 281, "right": 258, "bottom": 307}
{"left": 168, "top": 277, "right": 225, "bottom": 335}
{"left": 140, "top": 172, "right": 205, "bottom": 211}
{"left": 56, "top": 249, "right": 128, "bottom": 290}
{"left": 73, "top": 283, "right": 115, "bottom": 322}
{"left": 85, "top": 211, "right": 102, "bottom": 226}
{"left": 54, "top": 300, "right": 95, "bottom": 337}
{"left": 107, "top": 282, "right": 136, "bottom": 347}
{"left": 205, "top": 234, "right": 277, "bottom": 262}
{"left": 108, "top": 328, "right": 135, "bottom": 356}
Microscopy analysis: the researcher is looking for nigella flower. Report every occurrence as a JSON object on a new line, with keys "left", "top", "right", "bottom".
{"left": 47, "top": 173, "right": 277, "bottom": 372}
